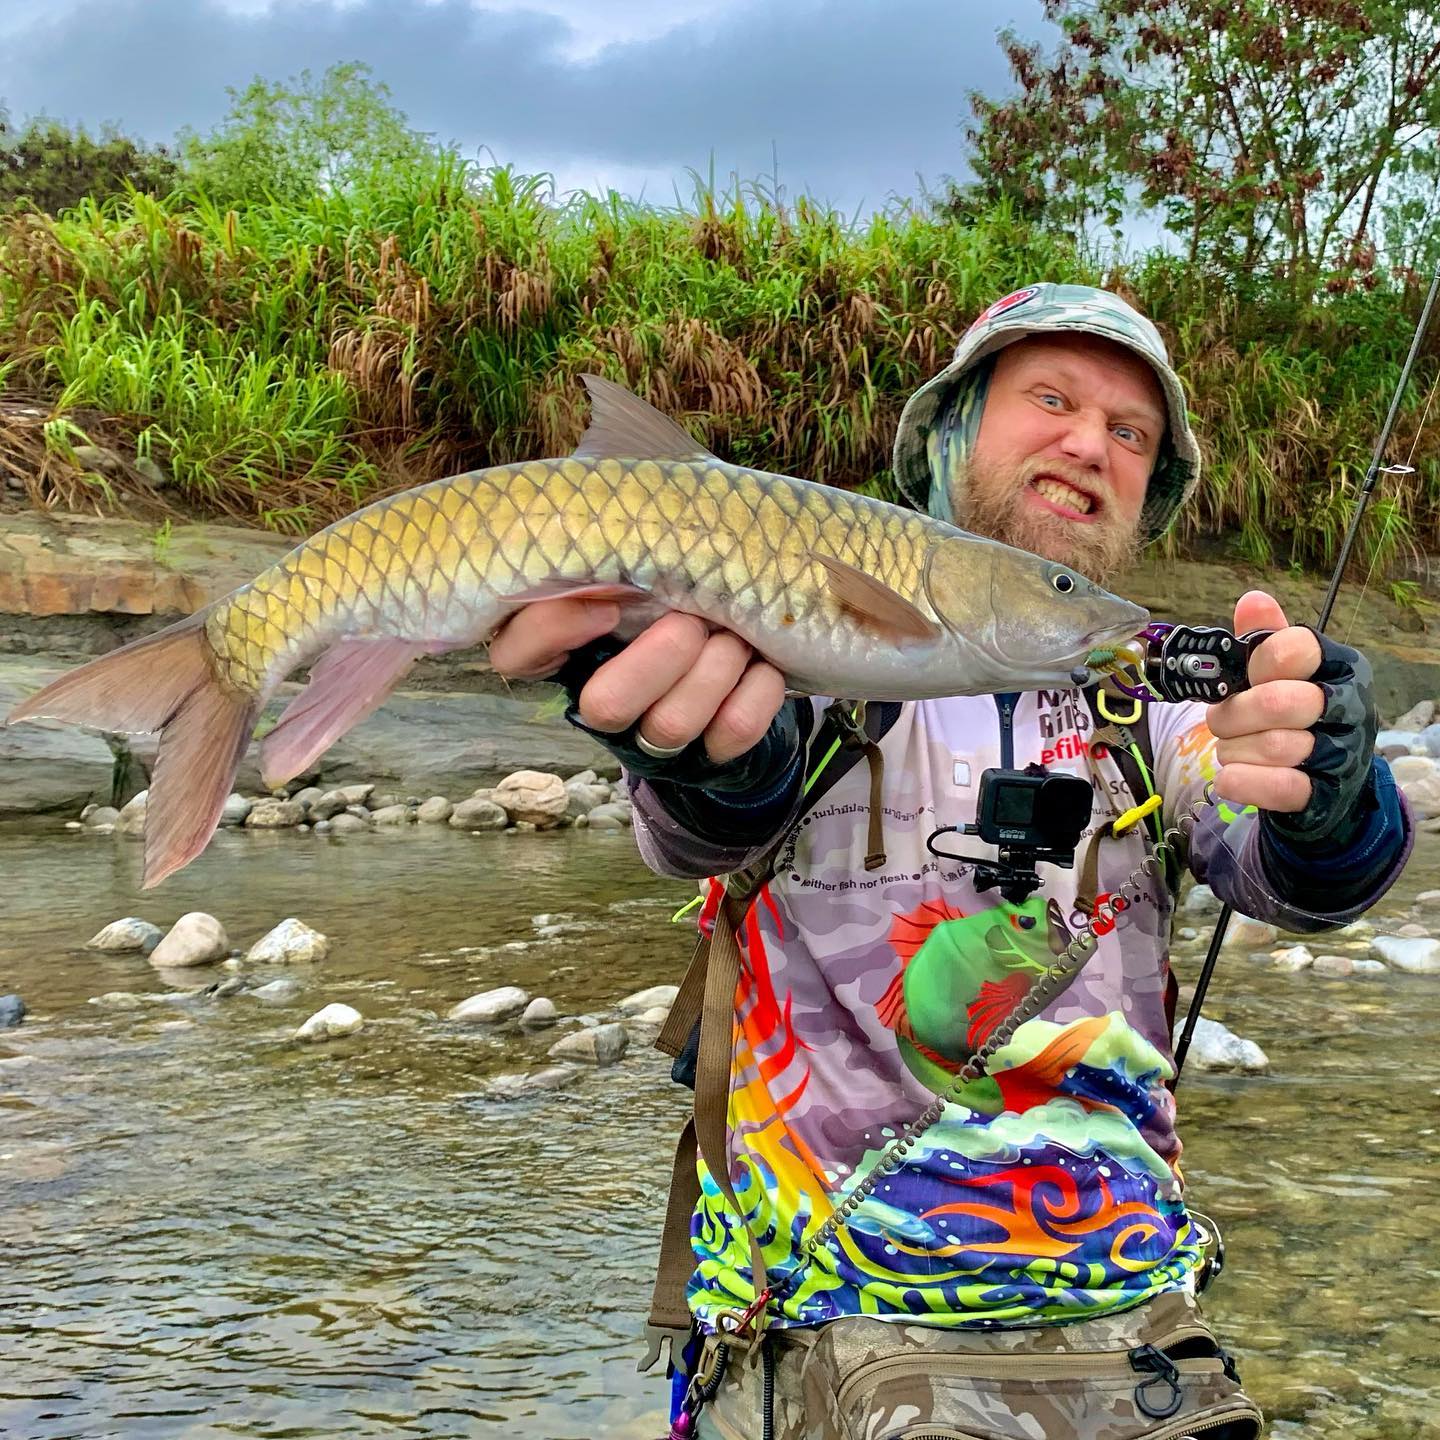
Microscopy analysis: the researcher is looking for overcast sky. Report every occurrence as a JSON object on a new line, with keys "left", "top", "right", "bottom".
{"left": 0, "top": 0, "right": 1050, "bottom": 214}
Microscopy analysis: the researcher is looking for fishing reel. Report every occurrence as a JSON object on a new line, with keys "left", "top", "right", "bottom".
{"left": 927, "top": 763, "right": 1094, "bottom": 903}
{"left": 1085, "top": 623, "right": 1277, "bottom": 706}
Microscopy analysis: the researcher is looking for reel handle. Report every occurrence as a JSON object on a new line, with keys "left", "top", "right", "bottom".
{"left": 1140, "top": 624, "right": 1276, "bottom": 704}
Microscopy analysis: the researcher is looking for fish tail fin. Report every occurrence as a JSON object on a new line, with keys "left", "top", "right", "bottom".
{"left": 6, "top": 615, "right": 259, "bottom": 887}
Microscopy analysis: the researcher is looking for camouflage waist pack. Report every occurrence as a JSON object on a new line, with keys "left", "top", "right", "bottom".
{"left": 697, "top": 1291, "right": 1264, "bottom": 1440}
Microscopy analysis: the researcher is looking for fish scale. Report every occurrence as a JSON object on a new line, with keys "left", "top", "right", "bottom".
{"left": 7, "top": 373, "right": 1147, "bottom": 887}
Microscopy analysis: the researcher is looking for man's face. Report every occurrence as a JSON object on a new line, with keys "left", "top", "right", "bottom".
{"left": 954, "top": 334, "right": 1166, "bottom": 580}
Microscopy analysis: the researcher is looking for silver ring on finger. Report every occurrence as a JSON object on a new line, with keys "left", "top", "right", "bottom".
{"left": 634, "top": 731, "right": 690, "bottom": 760}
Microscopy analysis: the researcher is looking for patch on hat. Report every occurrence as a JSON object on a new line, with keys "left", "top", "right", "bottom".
{"left": 969, "top": 286, "right": 1039, "bottom": 330}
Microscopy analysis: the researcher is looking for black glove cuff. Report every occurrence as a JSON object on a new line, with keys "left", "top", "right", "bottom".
{"left": 552, "top": 635, "right": 802, "bottom": 793}
{"left": 1265, "top": 628, "right": 1378, "bottom": 852}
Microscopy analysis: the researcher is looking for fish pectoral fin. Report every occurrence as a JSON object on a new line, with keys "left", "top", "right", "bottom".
{"left": 259, "top": 636, "right": 425, "bottom": 788}
{"left": 573, "top": 374, "right": 720, "bottom": 463}
{"left": 811, "top": 553, "right": 941, "bottom": 643}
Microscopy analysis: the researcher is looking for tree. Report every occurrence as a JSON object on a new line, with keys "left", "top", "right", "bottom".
{"left": 0, "top": 108, "right": 179, "bottom": 214}
{"left": 180, "top": 61, "right": 435, "bottom": 203}
{"left": 961, "top": 1, "right": 1440, "bottom": 288}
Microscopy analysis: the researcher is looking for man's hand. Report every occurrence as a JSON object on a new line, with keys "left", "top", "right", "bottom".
{"left": 488, "top": 599, "right": 786, "bottom": 764}
{"left": 1206, "top": 590, "right": 1324, "bottom": 814}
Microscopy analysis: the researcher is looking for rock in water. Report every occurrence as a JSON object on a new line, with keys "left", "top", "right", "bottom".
{"left": 248, "top": 977, "right": 301, "bottom": 1003}
{"left": 564, "top": 779, "right": 608, "bottom": 818}
{"left": 448, "top": 987, "right": 529, "bottom": 1024}
{"left": 1392, "top": 699, "right": 1436, "bottom": 732}
{"left": 149, "top": 913, "right": 229, "bottom": 968}
{"left": 1220, "top": 916, "right": 1279, "bottom": 951}
{"left": 548, "top": 1022, "right": 628, "bottom": 1066}
{"left": 521, "top": 997, "right": 559, "bottom": 1028}
{"left": 416, "top": 796, "right": 453, "bottom": 823}
{"left": 115, "top": 791, "right": 148, "bottom": 837}
{"left": 617, "top": 984, "right": 679, "bottom": 1015}
{"left": 326, "top": 812, "right": 371, "bottom": 834}
{"left": 244, "top": 798, "right": 305, "bottom": 829}
{"left": 493, "top": 770, "right": 569, "bottom": 828}
{"left": 447, "top": 797, "right": 508, "bottom": 831}
{"left": 1370, "top": 935, "right": 1440, "bottom": 974}
{"left": 586, "top": 803, "right": 631, "bottom": 830}
{"left": 1180, "top": 883, "right": 1220, "bottom": 918}
{"left": 1400, "top": 773, "right": 1440, "bottom": 820}
{"left": 484, "top": 1065, "right": 580, "bottom": 1099}
{"left": 82, "top": 805, "right": 120, "bottom": 829}
{"left": 0, "top": 994, "right": 25, "bottom": 1028}
{"left": 87, "top": 917, "right": 164, "bottom": 953}
{"left": 1176, "top": 1017, "right": 1269, "bottom": 1073}
{"left": 1270, "top": 944, "right": 1314, "bottom": 972}
{"left": 294, "top": 1003, "right": 363, "bottom": 1041}
{"left": 1390, "top": 754, "right": 1437, "bottom": 785}
{"left": 245, "top": 919, "right": 330, "bottom": 965}
{"left": 369, "top": 803, "right": 415, "bottom": 827}
{"left": 1375, "top": 729, "right": 1421, "bottom": 759}
{"left": 219, "top": 793, "right": 254, "bottom": 827}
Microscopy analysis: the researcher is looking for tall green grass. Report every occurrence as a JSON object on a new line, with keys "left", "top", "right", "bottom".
{"left": 0, "top": 157, "right": 1435, "bottom": 574}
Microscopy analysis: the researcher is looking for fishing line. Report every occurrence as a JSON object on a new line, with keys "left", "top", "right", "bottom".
{"left": 1339, "top": 360, "right": 1440, "bottom": 646}
{"left": 1175, "top": 255, "right": 1440, "bottom": 1080}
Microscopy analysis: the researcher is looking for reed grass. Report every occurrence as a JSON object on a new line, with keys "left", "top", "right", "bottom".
{"left": 0, "top": 155, "right": 1435, "bottom": 576}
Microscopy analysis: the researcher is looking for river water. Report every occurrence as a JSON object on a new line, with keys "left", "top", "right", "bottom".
{"left": 1, "top": 823, "right": 1438, "bottom": 1440}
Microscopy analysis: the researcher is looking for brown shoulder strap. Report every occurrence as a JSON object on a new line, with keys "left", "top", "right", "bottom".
{"left": 644, "top": 702, "right": 896, "bottom": 1355}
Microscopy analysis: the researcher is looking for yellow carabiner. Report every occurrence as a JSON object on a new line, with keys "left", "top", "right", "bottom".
{"left": 1112, "top": 793, "right": 1162, "bottom": 837}
{"left": 1097, "top": 685, "right": 1143, "bottom": 726}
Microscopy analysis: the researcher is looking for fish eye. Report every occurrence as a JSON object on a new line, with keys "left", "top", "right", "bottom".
{"left": 1012, "top": 913, "right": 1037, "bottom": 930}
{"left": 1050, "top": 572, "right": 1076, "bottom": 595}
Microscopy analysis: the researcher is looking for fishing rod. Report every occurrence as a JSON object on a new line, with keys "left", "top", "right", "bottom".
{"left": 1170, "top": 255, "right": 1440, "bottom": 1083}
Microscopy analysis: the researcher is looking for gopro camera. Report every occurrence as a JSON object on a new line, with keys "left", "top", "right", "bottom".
{"left": 927, "top": 763, "right": 1094, "bottom": 903}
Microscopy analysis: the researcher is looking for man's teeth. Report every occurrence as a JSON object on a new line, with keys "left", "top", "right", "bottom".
{"left": 1034, "top": 478, "right": 1094, "bottom": 514}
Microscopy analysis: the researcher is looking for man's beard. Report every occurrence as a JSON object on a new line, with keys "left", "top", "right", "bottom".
{"left": 953, "top": 454, "right": 1142, "bottom": 582}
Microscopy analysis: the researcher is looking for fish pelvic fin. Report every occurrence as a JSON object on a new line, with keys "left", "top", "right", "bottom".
{"left": 5, "top": 615, "right": 259, "bottom": 888}
{"left": 573, "top": 374, "right": 720, "bottom": 463}
{"left": 259, "top": 636, "right": 422, "bottom": 788}
{"left": 811, "top": 553, "right": 942, "bottom": 643}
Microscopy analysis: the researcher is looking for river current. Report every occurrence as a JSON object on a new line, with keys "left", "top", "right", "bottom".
{"left": 1, "top": 823, "right": 1437, "bottom": 1439}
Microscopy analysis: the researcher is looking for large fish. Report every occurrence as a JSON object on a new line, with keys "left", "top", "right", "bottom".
{"left": 7, "top": 376, "right": 1148, "bottom": 886}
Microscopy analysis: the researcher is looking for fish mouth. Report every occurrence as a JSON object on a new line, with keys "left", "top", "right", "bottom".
{"left": 1076, "top": 607, "right": 1151, "bottom": 665}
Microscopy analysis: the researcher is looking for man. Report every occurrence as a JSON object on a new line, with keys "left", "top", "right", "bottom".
{"left": 489, "top": 285, "right": 1411, "bottom": 1437}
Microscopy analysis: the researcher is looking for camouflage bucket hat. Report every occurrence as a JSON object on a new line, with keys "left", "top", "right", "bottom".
{"left": 891, "top": 283, "right": 1202, "bottom": 545}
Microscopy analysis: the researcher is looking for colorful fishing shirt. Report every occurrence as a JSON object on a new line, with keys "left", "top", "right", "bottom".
{"left": 629, "top": 688, "right": 1411, "bottom": 1333}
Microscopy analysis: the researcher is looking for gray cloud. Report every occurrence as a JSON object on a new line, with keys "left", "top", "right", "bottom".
{"left": 0, "top": 0, "right": 1047, "bottom": 212}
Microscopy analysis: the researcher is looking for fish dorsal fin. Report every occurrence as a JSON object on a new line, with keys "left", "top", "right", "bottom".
{"left": 811, "top": 552, "right": 941, "bottom": 643}
{"left": 574, "top": 374, "right": 719, "bottom": 462}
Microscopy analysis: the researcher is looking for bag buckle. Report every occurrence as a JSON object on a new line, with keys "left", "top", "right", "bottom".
{"left": 1129, "top": 1343, "right": 1184, "bottom": 1419}
{"left": 637, "top": 1322, "right": 688, "bottom": 1375}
